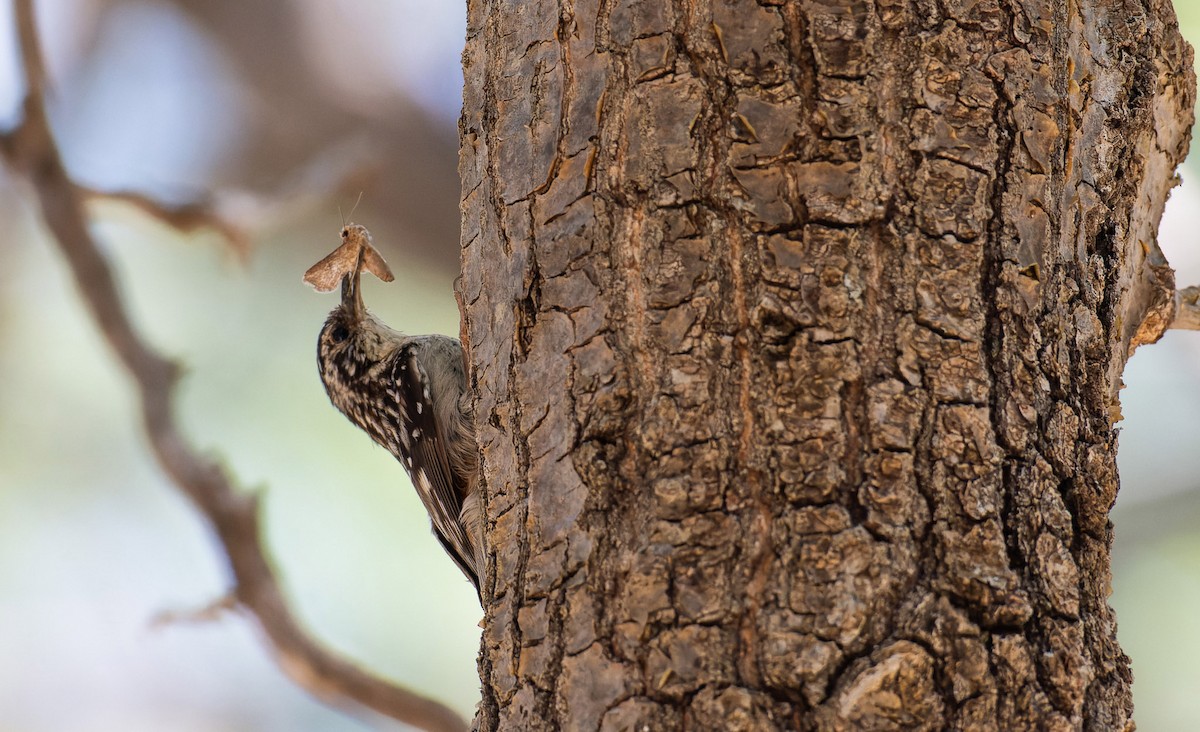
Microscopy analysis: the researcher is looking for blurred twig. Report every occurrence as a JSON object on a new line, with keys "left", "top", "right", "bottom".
{"left": 77, "top": 137, "right": 382, "bottom": 260}
{"left": 0, "top": 2, "right": 466, "bottom": 731}
{"left": 77, "top": 185, "right": 255, "bottom": 257}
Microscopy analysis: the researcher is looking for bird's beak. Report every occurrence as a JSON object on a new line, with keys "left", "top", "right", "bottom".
{"left": 340, "top": 246, "right": 366, "bottom": 321}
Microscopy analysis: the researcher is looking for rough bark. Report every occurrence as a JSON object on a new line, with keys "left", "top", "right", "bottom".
{"left": 459, "top": 1, "right": 1194, "bottom": 730}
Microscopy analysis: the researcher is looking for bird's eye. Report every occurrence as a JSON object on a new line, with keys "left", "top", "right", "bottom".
{"left": 330, "top": 325, "right": 350, "bottom": 343}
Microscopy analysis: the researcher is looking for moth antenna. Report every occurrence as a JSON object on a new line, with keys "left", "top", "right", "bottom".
{"left": 348, "top": 191, "right": 365, "bottom": 223}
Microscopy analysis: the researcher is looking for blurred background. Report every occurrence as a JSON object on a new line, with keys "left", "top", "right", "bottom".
{"left": 0, "top": 1, "right": 1199, "bottom": 730}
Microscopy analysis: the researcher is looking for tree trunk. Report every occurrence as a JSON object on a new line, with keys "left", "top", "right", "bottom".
{"left": 459, "top": 1, "right": 1194, "bottom": 729}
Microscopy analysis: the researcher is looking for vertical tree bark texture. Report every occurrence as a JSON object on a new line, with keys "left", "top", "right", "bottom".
{"left": 459, "top": 1, "right": 1194, "bottom": 730}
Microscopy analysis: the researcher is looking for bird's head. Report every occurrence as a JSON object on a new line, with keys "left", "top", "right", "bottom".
{"left": 308, "top": 224, "right": 398, "bottom": 408}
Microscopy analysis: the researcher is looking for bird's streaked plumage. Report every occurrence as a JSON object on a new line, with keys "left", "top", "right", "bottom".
{"left": 312, "top": 224, "right": 481, "bottom": 596}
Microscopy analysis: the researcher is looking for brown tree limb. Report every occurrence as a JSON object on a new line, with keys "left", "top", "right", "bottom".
{"left": 1, "top": 2, "right": 466, "bottom": 731}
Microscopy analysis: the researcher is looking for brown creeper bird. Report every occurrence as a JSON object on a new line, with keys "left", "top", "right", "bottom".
{"left": 305, "top": 224, "right": 482, "bottom": 597}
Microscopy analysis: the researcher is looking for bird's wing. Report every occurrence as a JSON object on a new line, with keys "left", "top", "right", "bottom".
{"left": 389, "top": 344, "right": 479, "bottom": 590}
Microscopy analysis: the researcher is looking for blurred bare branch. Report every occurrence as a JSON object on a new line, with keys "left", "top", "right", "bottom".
{"left": 78, "top": 185, "right": 255, "bottom": 257}
{"left": 0, "top": 2, "right": 467, "bottom": 731}
{"left": 78, "top": 137, "right": 381, "bottom": 260}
